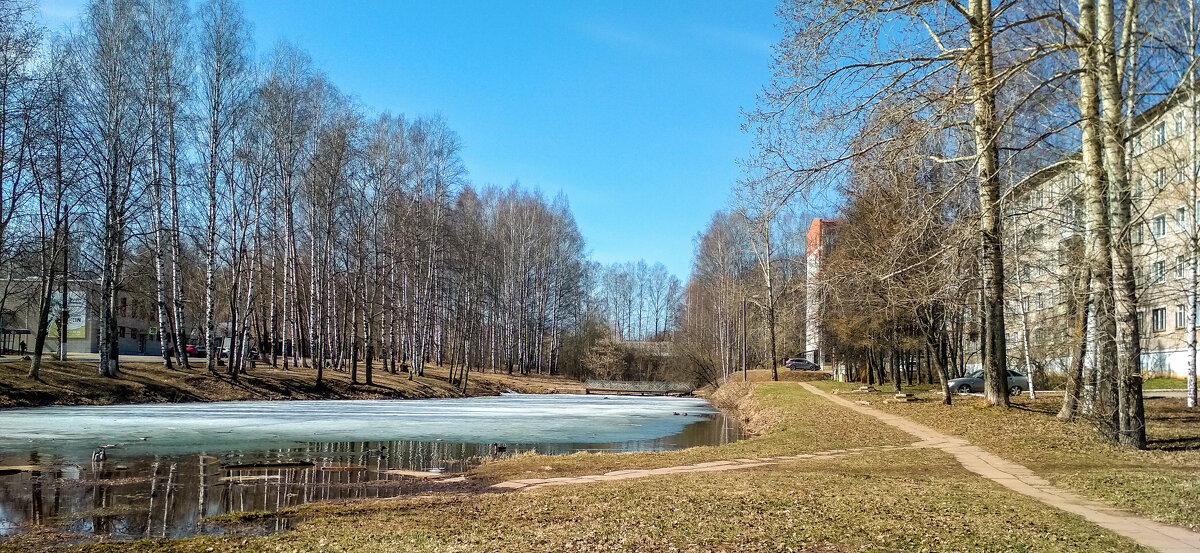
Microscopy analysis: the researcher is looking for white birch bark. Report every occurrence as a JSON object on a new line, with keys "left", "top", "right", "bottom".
{"left": 1097, "top": 0, "right": 1146, "bottom": 447}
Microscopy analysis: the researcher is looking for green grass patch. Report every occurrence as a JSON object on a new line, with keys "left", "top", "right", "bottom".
{"left": 1143, "top": 377, "right": 1189, "bottom": 390}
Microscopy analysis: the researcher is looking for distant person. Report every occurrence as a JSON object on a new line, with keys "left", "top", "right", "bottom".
{"left": 19, "top": 340, "right": 26, "bottom": 357}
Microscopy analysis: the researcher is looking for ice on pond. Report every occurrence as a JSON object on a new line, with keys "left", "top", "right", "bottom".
{"left": 0, "top": 393, "right": 739, "bottom": 540}
{"left": 0, "top": 393, "right": 723, "bottom": 461}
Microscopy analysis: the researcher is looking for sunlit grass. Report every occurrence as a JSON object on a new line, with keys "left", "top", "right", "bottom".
{"left": 3, "top": 381, "right": 1159, "bottom": 553}
{"left": 1144, "top": 377, "right": 1189, "bottom": 390}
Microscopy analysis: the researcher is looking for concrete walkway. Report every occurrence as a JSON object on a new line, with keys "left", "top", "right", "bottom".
{"left": 798, "top": 382, "right": 1200, "bottom": 553}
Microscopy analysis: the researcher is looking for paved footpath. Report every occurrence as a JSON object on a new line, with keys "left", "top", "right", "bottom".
{"left": 798, "top": 382, "right": 1200, "bottom": 553}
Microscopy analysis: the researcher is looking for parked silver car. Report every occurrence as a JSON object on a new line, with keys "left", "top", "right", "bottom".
{"left": 948, "top": 369, "right": 1028, "bottom": 396}
{"left": 785, "top": 358, "right": 820, "bottom": 371}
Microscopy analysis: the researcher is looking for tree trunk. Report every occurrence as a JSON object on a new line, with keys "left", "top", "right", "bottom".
{"left": 968, "top": 0, "right": 1009, "bottom": 407}
{"left": 1059, "top": 269, "right": 1092, "bottom": 420}
{"left": 1190, "top": 0, "right": 1199, "bottom": 410}
{"left": 1096, "top": 0, "right": 1144, "bottom": 447}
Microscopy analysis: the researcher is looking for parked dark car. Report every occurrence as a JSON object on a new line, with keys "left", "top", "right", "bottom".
{"left": 220, "top": 346, "right": 259, "bottom": 360}
{"left": 948, "top": 369, "right": 1028, "bottom": 396}
{"left": 785, "top": 357, "right": 820, "bottom": 371}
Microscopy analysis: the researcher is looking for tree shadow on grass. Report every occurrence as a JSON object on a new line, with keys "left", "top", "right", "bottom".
{"left": 1147, "top": 436, "right": 1200, "bottom": 452}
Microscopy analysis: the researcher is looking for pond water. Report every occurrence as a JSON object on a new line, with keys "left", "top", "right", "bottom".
{"left": 0, "top": 393, "right": 739, "bottom": 540}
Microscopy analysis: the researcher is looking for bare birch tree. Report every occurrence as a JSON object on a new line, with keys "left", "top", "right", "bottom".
{"left": 196, "top": 0, "right": 250, "bottom": 375}
{"left": 73, "top": 0, "right": 149, "bottom": 377}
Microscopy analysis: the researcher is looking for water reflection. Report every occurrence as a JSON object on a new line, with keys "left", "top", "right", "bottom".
{"left": 0, "top": 414, "right": 738, "bottom": 540}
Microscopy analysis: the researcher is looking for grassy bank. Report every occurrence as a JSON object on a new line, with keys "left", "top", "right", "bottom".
{"left": 812, "top": 380, "right": 1200, "bottom": 531}
{"left": 0, "top": 377, "right": 1157, "bottom": 552}
{"left": 0, "top": 359, "right": 582, "bottom": 408}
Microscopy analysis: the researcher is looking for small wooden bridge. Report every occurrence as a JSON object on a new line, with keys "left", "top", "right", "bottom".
{"left": 583, "top": 380, "right": 694, "bottom": 396}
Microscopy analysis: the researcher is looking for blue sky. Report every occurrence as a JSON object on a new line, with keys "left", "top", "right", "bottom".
{"left": 39, "top": 1, "right": 779, "bottom": 280}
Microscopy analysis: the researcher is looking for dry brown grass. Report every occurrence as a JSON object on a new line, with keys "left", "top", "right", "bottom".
{"left": 0, "top": 360, "right": 583, "bottom": 408}
{"left": 813, "top": 380, "right": 1200, "bottom": 531}
{"left": 467, "top": 381, "right": 913, "bottom": 483}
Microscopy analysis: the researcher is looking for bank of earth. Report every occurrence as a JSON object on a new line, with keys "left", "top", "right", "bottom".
{"left": 0, "top": 359, "right": 582, "bottom": 408}
{"left": 4, "top": 370, "right": 1197, "bottom": 552}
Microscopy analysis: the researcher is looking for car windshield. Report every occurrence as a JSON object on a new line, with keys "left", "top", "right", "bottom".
{"left": 967, "top": 371, "right": 984, "bottom": 379}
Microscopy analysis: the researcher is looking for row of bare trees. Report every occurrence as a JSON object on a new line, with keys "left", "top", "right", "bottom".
{"left": 678, "top": 0, "right": 1200, "bottom": 447}
{"left": 675, "top": 209, "right": 807, "bottom": 387}
{"left": 594, "top": 260, "right": 681, "bottom": 342}
{"left": 817, "top": 115, "right": 977, "bottom": 404}
{"left": 2, "top": 0, "right": 594, "bottom": 385}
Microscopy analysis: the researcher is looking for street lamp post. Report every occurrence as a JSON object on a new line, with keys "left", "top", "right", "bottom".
{"left": 742, "top": 297, "right": 747, "bottom": 382}
{"left": 741, "top": 295, "right": 762, "bottom": 382}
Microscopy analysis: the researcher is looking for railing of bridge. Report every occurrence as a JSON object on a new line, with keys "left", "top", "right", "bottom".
{"left": 583, "top": 380, "right": 695, "bottom": 394}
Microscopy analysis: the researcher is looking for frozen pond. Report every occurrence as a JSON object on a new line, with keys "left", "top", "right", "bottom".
{"left": 0, "top": 393, "right": 739, "bottom": 539}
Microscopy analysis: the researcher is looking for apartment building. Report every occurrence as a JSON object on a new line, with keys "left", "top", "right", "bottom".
{"left": 804, "top": 218, "right": 838, "bottom": 367}
{"left": 1006, "top": 91, "right": 1197, "bottom": 378}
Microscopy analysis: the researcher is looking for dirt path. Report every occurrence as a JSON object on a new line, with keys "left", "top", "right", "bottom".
{"left": 490, "top": 444, "right": 913, "bottom": 491}
{"left": 798, "top": 382, "right": 1200, "bottom": 553}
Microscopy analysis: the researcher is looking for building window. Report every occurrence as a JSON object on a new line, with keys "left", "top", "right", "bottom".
{"left": 1177, "top": 305, "right": 1187, "bottom": 329}
{"left": 1177, "top": 255, "right": 1187, "bottom": 279}
{"left": 1061, "top": 200, "right": 1076, "bottom": 223}
{"left": 1022, "top": 297, "right": 1031, "bottom": 312}
{"left": 1154, "top": 122, "right": 1167, "bottom": 148}
{"left": 1177, "top": 112, "right": 1186, "bottom": 138}
{"left": 119, "top": 297, "right": 127, "bottom": 317}
{"left": 1153, "top": 260, "right": 1167, "bottom": 283}
{"left": 1132, "top": 224, "right": 1144, "bottom": 246}
{"left": 1153, "top": 308, "right": 1166, "bottom": 332}
{"left": 1155, "top": 168, "right": 1167, "bottom": 190}
{"left": 1152, "top": 215, "right": 1167, "bottom": 237}
{"left": 1178, "top": 207, "right": 1188, "bottom": 231}
{"left": 118, "top": 326, "right": 126, "bottom": 338}
{"left": 1036, "top": 292, "right": 1045, "bottom": 310}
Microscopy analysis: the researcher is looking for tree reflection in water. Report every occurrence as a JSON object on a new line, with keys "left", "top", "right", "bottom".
{"left": 0, "top": 413, "right": 738, "bottom": 540}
